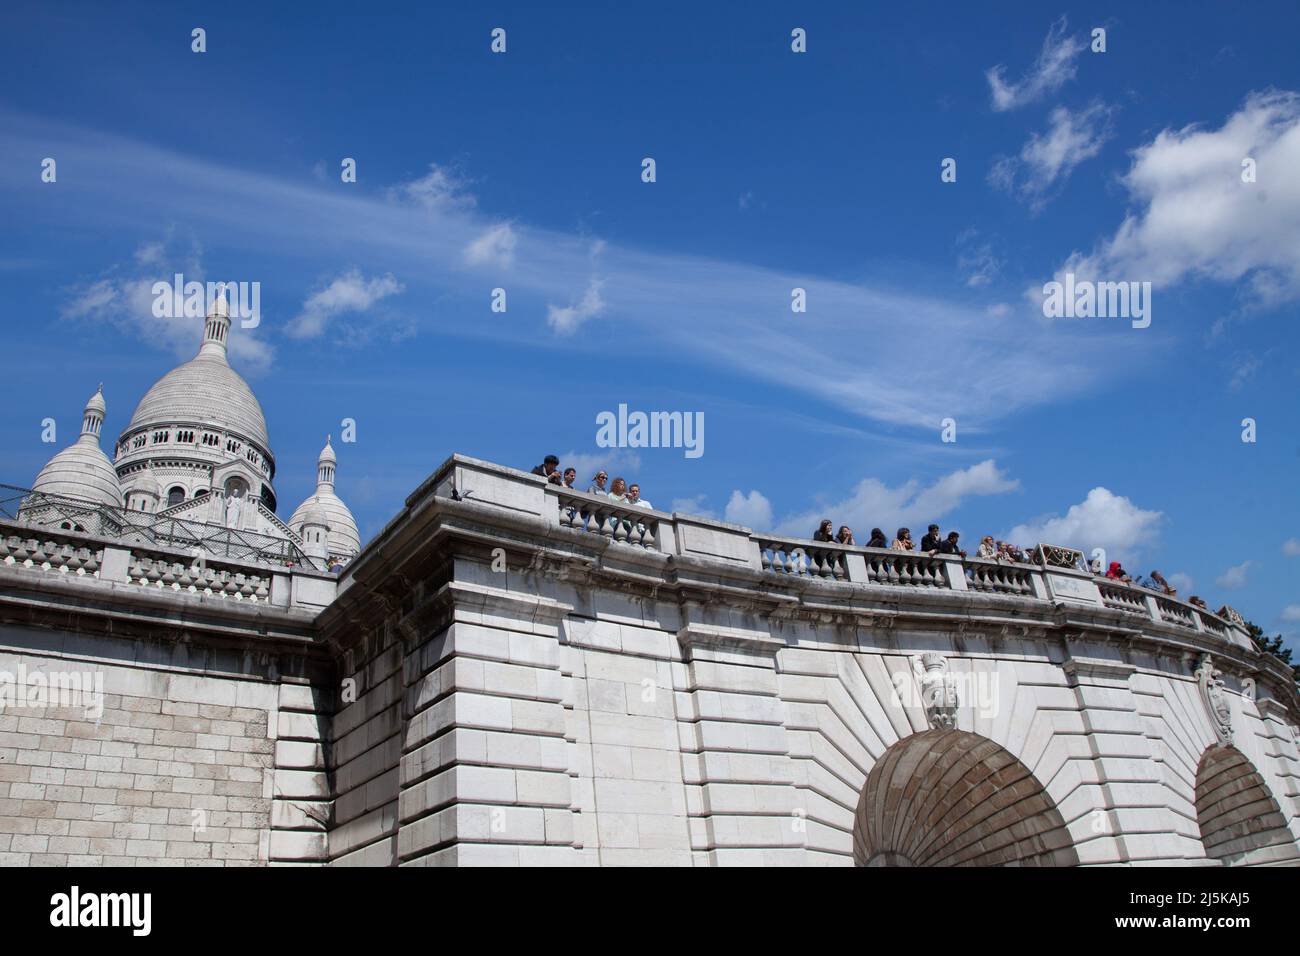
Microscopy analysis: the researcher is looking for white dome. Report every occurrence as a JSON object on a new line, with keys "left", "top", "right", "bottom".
{"left": 127, "top": 355, "right": 270, "bottom": 450}
{"left": 289, "top": 434, "right": 360, "bottom": 557}
{"left": 289, "top": 491, "right": 360, "bottom": 557}
{"left": 31, "top": 386, "right": 123, "bottom": 508}
{"left": 32, "top": 443, "right": 123, "bottom": 507}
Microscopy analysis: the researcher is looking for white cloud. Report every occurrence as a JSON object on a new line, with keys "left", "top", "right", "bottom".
{"left": 392, "top": 163, "right": 476, "bottom": 212}
{"left": 1228, "top": 353, "right": 1262, "bottom": 390}
{"left": 288, "top": 269, "right": 404, "bottom": 339}
{"left": 1168, "top": 572, "right": 1194, "bottom": 595}
{"left": 1283, "top": 538, "right": 1300, "bottom": 556}
{"left": 464, "top": 223, "right": 517, "bottom": 269}
{"left": 1055, "top": 91, "right": 1300, "bottom": 308}
{"left": 1281, "top": 605, "right": 1300, "bottom": 623}
{"left": 133, "top": 241, "right": 164, "bottom": 265}
{"left": 1002, "top": 487, "right": 1162, "bottom": 565}
{"left": 990, "top": 103, "right": 1112, "bottom": 210}
{"left": 1216, "top": 560, "right": 1252, "bottom": 588}
{"left": 60, "top": 241, "right": 274, "bottom": 374}
{"left": 546, "top": 278, "right": 605, "bottom": 335}
{"left": 776, "top": 460, "right": 1019, "bottom": 539}
{"left": 670, "top": 495, "right": 716, "bottom": 519}
{"left": 986, "top": 18, "right": 1086, "bottom": 112}
{"left": 956, "top": 229, "right": 1002, "bottom": 287}
{"left": 724, "top": 490, "right": 773, "bottom": 530}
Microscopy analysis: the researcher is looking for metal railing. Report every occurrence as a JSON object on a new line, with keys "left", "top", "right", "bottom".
{"left": 1, "top": 484, "right": 326, "bottom": 571}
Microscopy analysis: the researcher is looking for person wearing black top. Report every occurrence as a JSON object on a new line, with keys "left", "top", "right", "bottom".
{"left": 813, "top": 519, "right": 835, "bottom": 542}
{"left": 938, "top": 531, "right": 967, "bottom": 558}
{"left": 531, "top": 455, "right": 561, "bottom": 482}
{"left": 920, "top": 524, "right": 942, "bottom": 552}
{"left": 866, "top": 528, "right": 887, "bottom": 548}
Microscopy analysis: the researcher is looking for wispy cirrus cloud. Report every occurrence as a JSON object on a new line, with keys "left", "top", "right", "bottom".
{"left": 464, "top": 222, "right": 518, "bottom": 269}
{"left": 3, "top": 109, "right": 1144, "bottom": 430}
{"left": 986, "top": 17, "right": 1086, "bottom": 112}
{"left": 990, "top": 103, "right": 1113, "bottom": 211}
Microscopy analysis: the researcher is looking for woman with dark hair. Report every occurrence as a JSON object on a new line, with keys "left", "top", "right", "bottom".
{"left": 813, "top": 519, "right": 835, "bottom": 542}
{"left": 836, "top": 526, "right": 855, "bottom": 545}
{"left": 866, "top": 528, "right": 887, "bottom": 549}
{"left": 891, "top": 528, "right": 913, "bottom": 551}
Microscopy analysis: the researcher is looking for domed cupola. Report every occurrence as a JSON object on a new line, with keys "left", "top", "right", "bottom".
{"left": 115, "top": 294, "right": 278, "bottom": 512}
{"left": 288, "top": 435, "right": 360, "bottom": 561}
{"left": 29, "top": 385, "right": 125, "bottom": 508}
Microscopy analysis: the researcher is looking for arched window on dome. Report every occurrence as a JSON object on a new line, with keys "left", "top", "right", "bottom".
{"left": 194, "top": 488, "right": 209, "bottom": 499}
{"left": 167, "top": 486, "right": 185, "bottom": 507}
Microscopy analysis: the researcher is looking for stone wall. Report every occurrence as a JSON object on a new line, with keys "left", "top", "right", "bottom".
{"left": 3, "top": 455, "right": 1299, "bottom": 866}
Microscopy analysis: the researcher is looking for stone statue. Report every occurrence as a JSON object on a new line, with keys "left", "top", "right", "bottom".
{"left": 912, "top": 652, "right": 959, "bottom": 730}
{"left": 225, "top": 491, "right": 243, "bottom": 529}
{"left": 1195, "top": 653, "right": 1233, "bottom": 746}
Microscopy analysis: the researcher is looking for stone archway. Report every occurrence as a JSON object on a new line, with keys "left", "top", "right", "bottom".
{"left": 1195, "top": 746, "right": 1300, "bottom": 866}
{"left": 853, "top": 729, "right": 1078, "bottom": 867}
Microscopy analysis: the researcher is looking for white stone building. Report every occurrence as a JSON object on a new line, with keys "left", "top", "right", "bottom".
{"left": 24, "top": 297, "right": 360, "bottom": 568}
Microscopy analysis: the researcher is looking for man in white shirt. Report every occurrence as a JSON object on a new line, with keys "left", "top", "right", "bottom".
{"left": 627, "top": 484, "right": 653, "bottom": 509}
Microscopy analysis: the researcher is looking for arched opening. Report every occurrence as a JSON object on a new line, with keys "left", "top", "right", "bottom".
{"left": 224, "top": 476, "right": 248, "bottom": 499}
{"left": 853, "top": 729, "right": 1078, "bottom": 867}
{"left": 167, "top": 486, "right": 185, "bottom": 507}
{"left": 1195, "top": 746, "right": 1299, "bottom": 866}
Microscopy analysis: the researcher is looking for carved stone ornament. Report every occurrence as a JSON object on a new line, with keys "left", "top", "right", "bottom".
{"left": 1195, "top": 653, "right": 1233, "bottom": 746}
{"left": 911, "top": 652, "right": 959, "bottom": 730}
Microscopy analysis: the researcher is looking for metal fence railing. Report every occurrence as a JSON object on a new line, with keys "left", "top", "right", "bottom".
{"left": 0, "top": 484, "right": 326, "bottom": 572}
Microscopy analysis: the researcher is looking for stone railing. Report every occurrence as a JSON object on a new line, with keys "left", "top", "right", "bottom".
{"left": 125, "top": 547, "right": 271, "bottom": 602}
{"left": 0, "top": 530, "right": 104, "bottom": 577}
{"left": 1155, "top": 595, "right": 1197, "bottom": 630}
{"left": 1097, "top": 579, "right": 1149, "bottom": 613}
{"left": 965, "top": 558, "right": 1036, "bottom": 596}
{"left": 0, "top": 516, "right": 337, "bottom": 612}
{"left": 424, "top": 455, "right": 1255, "bottom": 651}
{"left": 755, "top": 536, "right": 850, "bottom": 580}
{"left": 552, "top": 487, "right": 662, "bottom": 550}
{"left": 862, "top": 549, "right": 949, "bottom": 588}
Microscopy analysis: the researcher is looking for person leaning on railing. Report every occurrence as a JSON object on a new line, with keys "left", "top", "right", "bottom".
{"left": 937, "top": 531, "right": 967, "bottom": 558}
{"left": 891, "top": 528, "right": 914, "bottom": 551}
{"left": 866, "top": 528, "right": 887, "bottom": 548}
{"left": 976, "top": 535, "right": 997, "bottom": 560}
{"left": 836, "top": 526, "right": 855, "bottom": 545}
{"left": 813, "top": 520, "right": 834, "bottom": 542}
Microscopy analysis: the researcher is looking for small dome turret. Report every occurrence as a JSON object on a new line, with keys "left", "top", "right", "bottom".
{"left": 29, "top": 385, "right": 124, "bottom": 508}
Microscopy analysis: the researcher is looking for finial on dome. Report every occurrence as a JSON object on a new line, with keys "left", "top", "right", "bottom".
{"left": 198, "top": 287, "right": 232, "bottom": 360}
{"left": 84, "top": 384, "right": 107, "bottom": 416}
{"left": 319, "top": 434, "right": 337, "bottom": 464}
{"left": 209, "top": 288, "right": 230, "bottom": 318}
{"left": 80, "top": 383, "right": 106, "bottom": 442}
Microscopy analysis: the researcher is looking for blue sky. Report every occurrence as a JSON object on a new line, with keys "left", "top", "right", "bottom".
{"left": 2, "top": 2, "right": 1298, "bottom": 646}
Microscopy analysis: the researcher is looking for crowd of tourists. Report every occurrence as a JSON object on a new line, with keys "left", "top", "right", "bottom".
{"left": 529, "top": 454, "right": 1218, "bottom": 610}
{"left": 812, "top": 520, "right": 1214, "bottom": 606}
{"left": 530, "top": 454, "right": 654, "bottom": 510}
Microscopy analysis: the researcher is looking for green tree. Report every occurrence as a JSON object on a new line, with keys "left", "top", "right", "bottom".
{"left": 1244, "top": 620, "right": 1300, "bottom": 685}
